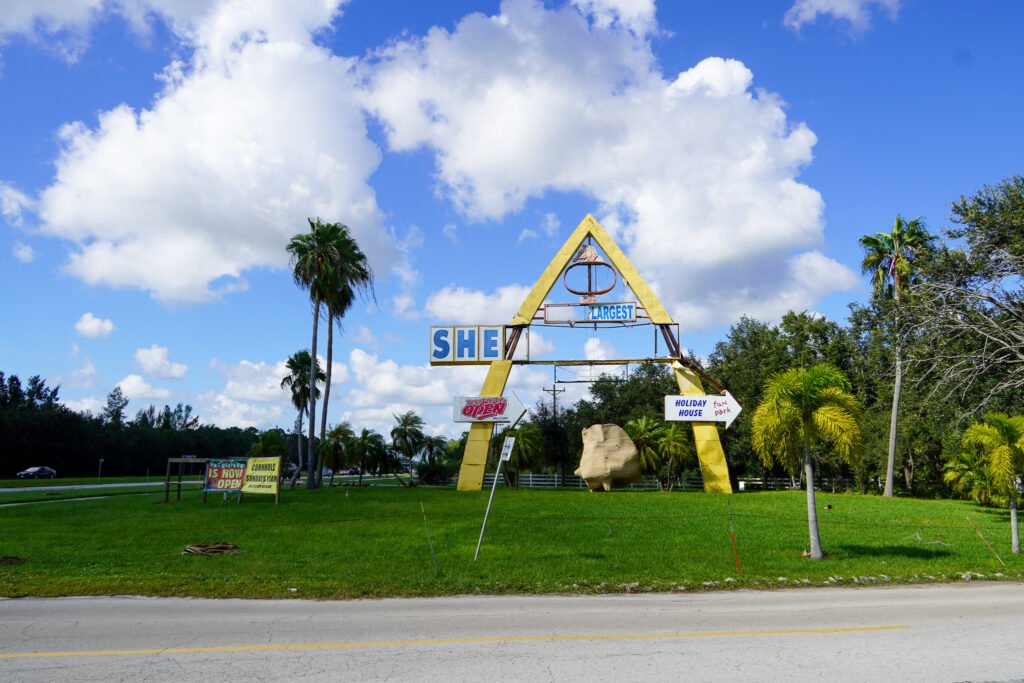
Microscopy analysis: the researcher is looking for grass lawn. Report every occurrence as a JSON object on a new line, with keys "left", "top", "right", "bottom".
{"left": 1, "top": 484, "right": 1020, "bottom": 599}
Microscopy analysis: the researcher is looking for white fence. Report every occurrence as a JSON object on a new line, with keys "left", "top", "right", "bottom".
{"left": 482, "top": 473, "right": 706, "bottom": 490}
{"left": 480, "top": 474, "right": 836, "bottom": 491}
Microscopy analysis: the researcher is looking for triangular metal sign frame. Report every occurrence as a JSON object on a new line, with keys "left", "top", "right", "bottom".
{"left": 455, "top": 214, "right": 732, "bottom": 493}
{"left": 509, "top": 214, "right": 672, "bottom": 326}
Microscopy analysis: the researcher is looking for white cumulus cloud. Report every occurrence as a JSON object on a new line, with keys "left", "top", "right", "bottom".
{"left": 12, "top": 241, "right": 34, "bottom": 263}
{"left": 424, "top": 284, "right": 532, "bottom": 324}
{"left": 517, "top": 229, "right": 539, "bottom": 244}
{"left": 365, "top": 0, "right": 855, "bottom": 330}
{"left": 584, "top": 336, "right": 616, "bottom": 361}
{"left": 134, "top": 344, "right": 188, "bottom": 378}
{"left": 200, "top": 393, "right": 284, "bottom": 429}
{"left": 68, "top": 359, "right": 98, "bottom": 388}
{"left": 213, "top": 355, "right": 348, "bottom": 404}
{"left": 571, "top": 0, "right": 656, "bottom": 33}
{"left": 338, "top": 347, "right": 549, "bottom": 437}
{"left": 74, "top": 312, "right": 114, "bottom": 338}
{"left": 62, "top": 396, "right": 104, "bottom": 415}
{"left": 118, "top": 373, "right": 170, "bottom": 400}
{"left": 214, "top": 359, "right": 290, "bottom": 402}
{"left": 1, "top": 182, "right": 33, "bottom": 226}
{"left": 784, "top": 0, "right": 900, "bottom": 31}
{"left": 512, "top": 330, "right": 555, "bottom": 359}
{"left": 32, "top": 0, "right": 395, "bottom": 303}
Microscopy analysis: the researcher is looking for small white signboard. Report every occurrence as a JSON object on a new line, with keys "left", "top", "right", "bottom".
{"left": 500, "top": 437, "right": 515, "bottom": 462}
{"left": 664, "top": 391, "right": 742, "bottom": 428}
{"left": 453, "top": 394, "right": 527, "bottom": 423}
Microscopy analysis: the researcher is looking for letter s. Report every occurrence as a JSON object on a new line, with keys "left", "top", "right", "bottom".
{"left": 432, "top": 329, "right": 450, "bottom": 360}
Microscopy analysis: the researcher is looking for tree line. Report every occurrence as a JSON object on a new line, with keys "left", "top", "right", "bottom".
{"left": 0, "top": 375, "right": 257, "bottom": 477}
{"left": 4, "top": 175, "right": 1023, "bottom": 518}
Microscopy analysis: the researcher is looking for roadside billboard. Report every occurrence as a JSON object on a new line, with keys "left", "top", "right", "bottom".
{"left": 203, "top": 460, "right": 245, "bottom": 493}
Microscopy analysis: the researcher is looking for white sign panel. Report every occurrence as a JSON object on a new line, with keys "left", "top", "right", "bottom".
{"left": 453, "top": 394, "right": 526, "bottom": 423}
{"left": 500, "top": 437, "right": 515, "bottom": 462}
{"left": 664, "top": 391, "right": 742, "bottom": 428}
{"left": 586, "top": 302, "right": 636, "bottom": 322}
{"left": 543, "top": 302, "right": 637, "bottom": 324}
{"left": 430, "top": 326, "right": 505, "bottom": 364}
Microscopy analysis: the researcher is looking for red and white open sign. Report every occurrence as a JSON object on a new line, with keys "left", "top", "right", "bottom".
{"left": 453, "top": 394, "right": 526, "bottom": 423}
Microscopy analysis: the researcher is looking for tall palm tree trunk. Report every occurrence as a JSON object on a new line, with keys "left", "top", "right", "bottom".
{"left": 804, "top": 441, "right": 824, "bottom": 560}
{"left": 883, "top": 345, "right": 903, "bottom": 497}
{"left": 291, "top": 411, "right": 304, "bottom": 488}
{"left": 319, "top": 313, "right": 334, "bottom": 489}
{"left": 1011, "top": 490, "right": 1020, "bottom": 555}
{"left": 884, "top": 307, "right": 903, "bottom": 498}
{"left": 307, "top": 298, "right": 321, "bottom": 489}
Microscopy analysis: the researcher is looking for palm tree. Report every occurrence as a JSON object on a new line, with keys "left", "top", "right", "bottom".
{"left": 392, "top": 410, "right": 424, "bottom": 451}
{"left": 247, "top": 429, "right": 286, "bottom": 458}
{"left": 391, "top": 411, "right": 425, "bottom": 487}
{"left": 417, "top": 435, "right": 451, "bottom": 485}
{"left": 280, "top": 350, "right": 324, "bottom": 487}
{"left": 490, "top": 422, "right": 543, "bottom": 487}
{"left": 657, "top": 424, "right": 691, "bottom": 491}
{"left": 421, "top": 435, "right": 449, "bottom": 466}
{"left": 625, "top": 416, "right": 665, "bottom": 488}
{"left": 320, "top": 421, "right": 355, "bottom": 488}
{"left": 860, "top": 216, "right": 933, "bottom": 497}
{"left": 962, "top": 413, "right": 1024, "bottom": 554}
{"left": 317, "top": 225, "right": 373, "bottom": 486}
{"left": 350, "top": 428, "right": 387, "bottom": 486}
{"left": 752, "top": 363, "right": 861, "bottom": 560}
{"left": 943, "top": 446, "right": 997, "bottom": 507}
{"left": 288, "top": 218, "right": 353, "bottom": 488}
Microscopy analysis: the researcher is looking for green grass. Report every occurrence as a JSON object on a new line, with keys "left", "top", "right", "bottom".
{"left": 1, "top": 485, "right": 1020, "bottom": 599}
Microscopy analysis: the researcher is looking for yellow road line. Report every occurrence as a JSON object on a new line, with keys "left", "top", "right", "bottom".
{"left": 0, "top": 625, "right": 909, "bottom": 660}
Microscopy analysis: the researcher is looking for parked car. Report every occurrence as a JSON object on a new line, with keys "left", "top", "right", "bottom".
{"left": 344, "top": 466, "right": 361, "bottom": 475}
{"left": 322, "top": 467, "right": 333, "bottom": 478}
{"left": 17, "top": 466, "right": 56, "bottom": 479}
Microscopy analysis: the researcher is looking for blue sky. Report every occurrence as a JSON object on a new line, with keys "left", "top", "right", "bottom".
{"left": 1, "top": 0, "right": 1022, "bottom": 437}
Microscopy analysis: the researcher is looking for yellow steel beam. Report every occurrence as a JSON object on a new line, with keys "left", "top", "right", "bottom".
{"left": 456, "top": 360, "right": 513, "bottom": 491}
{"left": 673, "top": 361, "right": 733, "bottom": 493}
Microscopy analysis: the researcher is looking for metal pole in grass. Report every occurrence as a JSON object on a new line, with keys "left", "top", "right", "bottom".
{"left": 729, "top": 502, "right": 742, "bottom": 576}
{"left": 420, "top": 501, "right": 440, "bottom": 575}
{"left": 967, "top": 517, "right": 1006, "bottom": 568}
{"left": 474, "top": 408, "right": 527, "bottom": 561}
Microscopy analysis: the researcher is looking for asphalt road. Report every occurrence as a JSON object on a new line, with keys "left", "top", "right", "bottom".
{"left": 0, "top": 482, "right": 197, "bottom": 493}
{"left": 2, "top": 583, "right": 1023, "bottom": 682}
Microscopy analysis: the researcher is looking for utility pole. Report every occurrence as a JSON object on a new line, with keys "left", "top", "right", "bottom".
{"left": 542, "top": 384, "right": 567, "bottom": 484}
{"left": 542, "top": 385, "right": 565, "bottom": 418}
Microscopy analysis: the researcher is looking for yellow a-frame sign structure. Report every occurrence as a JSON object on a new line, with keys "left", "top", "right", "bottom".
{"left": 455, "top": 214, "right": 732, "bottom": 493}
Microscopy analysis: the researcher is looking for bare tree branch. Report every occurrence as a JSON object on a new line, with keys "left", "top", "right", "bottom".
{"left": 906, "top": 251, "right": 1024, "bottom": 405}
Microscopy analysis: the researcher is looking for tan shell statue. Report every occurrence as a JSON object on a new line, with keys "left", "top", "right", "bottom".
{"left": 574, "top": 424, "right": 642, "bottom": 492}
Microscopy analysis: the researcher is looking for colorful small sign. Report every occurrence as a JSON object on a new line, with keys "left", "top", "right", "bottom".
{"left": 453, "top": 394, "right": 526, "bottom": 423}
{"left": 586, "top": 302, "right": 636, "bottom": 322}
{"left": 663, "top": 392, "right": 742, "bottom": 428}
{"left": 500, "top": 436, "right": 515, "bottom": 462}
{"left": 204, "top": 460, "right": 245, "bottom": 492}
{"left": 241, "top": 457, "right": 281, "bottom": 494}
{"left": 543, "top": 302, "right": 638, "bottom": 324}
